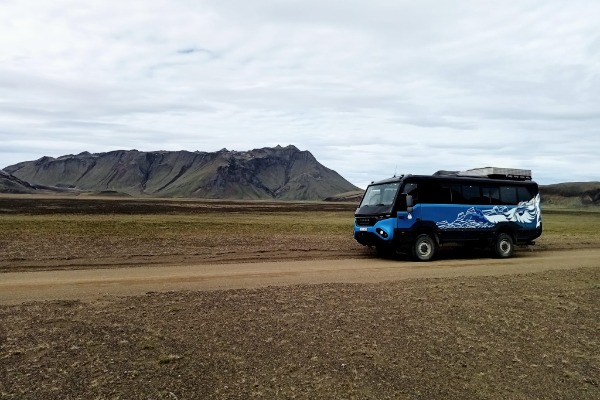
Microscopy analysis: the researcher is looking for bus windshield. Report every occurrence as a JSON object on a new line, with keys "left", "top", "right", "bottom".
{"left": 359, "top": 182, "right": 399, "bottom": 211}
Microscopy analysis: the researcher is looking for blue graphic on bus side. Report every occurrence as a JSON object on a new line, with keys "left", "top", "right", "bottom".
{"left": 436, "top": 194, "right": 541, "bottom": 230}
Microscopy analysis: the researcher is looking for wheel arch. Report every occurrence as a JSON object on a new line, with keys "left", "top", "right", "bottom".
{"left": 493, "top": 222, "right": 517, "bottom": 244}
{"left": 412, "top": 221, "right": 440, "bottom": 245}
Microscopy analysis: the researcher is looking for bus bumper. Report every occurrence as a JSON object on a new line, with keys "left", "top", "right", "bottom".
{"left": 354, "top": 229, "right": 414, "bottom": 252}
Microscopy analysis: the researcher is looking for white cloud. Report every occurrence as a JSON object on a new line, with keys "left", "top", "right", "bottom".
{"left": 0, "top": 0, "right": 599, "bottom": 188}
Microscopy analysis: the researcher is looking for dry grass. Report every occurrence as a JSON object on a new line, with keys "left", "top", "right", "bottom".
{"left": 0, "top": 197, "right": 362, "bottom": 270}
{"left": 1, "top": 268, "right": 599, "bottom": 399}
{"left": 1, "top": 197, "right": 599, "bottom": 269}
{"left": 1, "top": 197, "right": 599, "bottom": 399}
{"left": 539, "top": 208, "right": 600, "bottom": 249}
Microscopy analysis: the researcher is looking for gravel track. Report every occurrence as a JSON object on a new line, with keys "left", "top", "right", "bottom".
{"left": 1, "top": 249, "right": 599, "bottom": 305}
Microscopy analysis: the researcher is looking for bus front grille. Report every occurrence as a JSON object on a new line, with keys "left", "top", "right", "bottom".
{"left": 356, "top": 217, "right": 375, "bottom": 226}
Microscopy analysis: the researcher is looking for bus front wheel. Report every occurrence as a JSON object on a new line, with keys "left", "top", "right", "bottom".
{"left": 493, "top": 233, "right": 514, "bottom": 258}
{"left": 412, "top": 234, "right": 436, "bottom": 262}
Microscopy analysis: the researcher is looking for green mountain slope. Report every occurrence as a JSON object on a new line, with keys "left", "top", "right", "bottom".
{"left": 540, "top": 182, "right": 600, "bottom": 206}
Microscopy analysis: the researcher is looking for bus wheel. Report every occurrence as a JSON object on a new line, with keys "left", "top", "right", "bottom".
{"left": 412, "top": 234, "right": 436, "bottom": 261}
{"left": 493, "top": 233, "right": 514, "bottom": 258}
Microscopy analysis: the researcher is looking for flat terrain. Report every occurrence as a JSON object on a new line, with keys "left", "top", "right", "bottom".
{"left": 1, "top": 249, "right": 600, "bottom": 305}
{"left": 1, "top": 195, "right": 599, "bottom": 399}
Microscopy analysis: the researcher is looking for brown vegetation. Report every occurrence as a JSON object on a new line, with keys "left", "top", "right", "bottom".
{"left": 1, "top": 196, "right": 599, "bottom": 399}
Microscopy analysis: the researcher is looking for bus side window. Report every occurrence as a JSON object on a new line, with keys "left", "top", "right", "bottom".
{"left": 500, "top": 186, "right": 517, "bottom": 205}
{"left": 420, "top": 182, "right": 451, "bottom": 204}
{"left": 435, "top": 183, "right": 452, "bottom": 204}
{"left": 462, "top": 184, "right": 482, "bottom": 205}
{"left": 404, "top": 183, "right": 418, "bottom": 204}
{"left": 517, "top": 186, "right": 534, "bottom": 203}
{"left": 450, "top": 184, "right": 463, "bottom": 204}
{"left": 482, "top": 187, "right": 501, "bottom": 205}
{"left": 395, "top": 183, "right": 417, "bottom": 211}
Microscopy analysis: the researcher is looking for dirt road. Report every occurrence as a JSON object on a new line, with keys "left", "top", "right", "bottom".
{"left": 2, "top": 248, "right": 599, "bottom": 305}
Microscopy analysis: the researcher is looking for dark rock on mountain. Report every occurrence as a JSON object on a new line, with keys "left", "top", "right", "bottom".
{"left": 3, "top": 145, "right": 360, "bottom": 200}
{"left": 0, "top": 170, "right": 73, "bottom": 194}
{"left": 0, "top": 170, "right": 36, "bottom": 193}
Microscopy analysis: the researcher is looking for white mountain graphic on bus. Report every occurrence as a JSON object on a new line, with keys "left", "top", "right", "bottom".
{"left": 436, "top": 194, "right": 541, "bottom": 229}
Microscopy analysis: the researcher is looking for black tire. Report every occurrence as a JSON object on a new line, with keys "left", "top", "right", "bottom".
{"left": 412, "top": 234, "right": 436, "bottom": 262}
{"left": 493, "top": 233, "right": 514, "bottom": 258}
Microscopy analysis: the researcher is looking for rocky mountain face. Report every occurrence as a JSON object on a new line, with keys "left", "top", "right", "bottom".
{"left": 0, "top": 170, "right": 37, "bottom": 194}
{"left": 0, "top": 170, "right": 73, "bottom": 194}
{"left": 3, "top": 145, "right": 360, "bottom": 200}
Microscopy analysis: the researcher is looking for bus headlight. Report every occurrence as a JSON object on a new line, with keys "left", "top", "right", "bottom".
{"left": 376, "top": 228, "right": 389, "bottom": 238}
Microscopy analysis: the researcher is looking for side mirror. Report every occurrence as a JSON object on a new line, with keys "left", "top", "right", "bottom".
{"left": 397, "top": 193, "right": 414, "bottom": 213}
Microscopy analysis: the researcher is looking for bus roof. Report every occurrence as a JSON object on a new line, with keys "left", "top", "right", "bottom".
{"left": 369, "top": 173, "right": 537, "bottom": 187}
{"left": 369, "top": 167, "right": 534, "bottom": 186}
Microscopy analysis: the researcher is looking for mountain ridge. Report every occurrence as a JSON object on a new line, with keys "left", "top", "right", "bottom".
{"left": 539, "top": 182, "right": 600, "bottom": 206}
{"left": 3, "top": 145, "right": 360, "bottom": 200}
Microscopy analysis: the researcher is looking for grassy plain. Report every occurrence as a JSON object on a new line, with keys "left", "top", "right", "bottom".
{"left": 0, "top": 196, "right": 361, "bottom": 270}
{"left": 1, "top": 197, "right": 599, "bottom": 271}
{"left": 1, "top": 196, "right": 599, "bottom": 399}
{"left": 541, "top": 208, "right": 600, "bottom": 247}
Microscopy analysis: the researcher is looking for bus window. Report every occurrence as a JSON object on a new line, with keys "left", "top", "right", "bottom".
{"left": 438, "top": 184, "right": 453, "bottom": 204}
{"left": 420, "top": 181, "right": 452, "bottom": 204}
{"left": 366, "top": 189, "right": 381, "bottom": 206}
{"left": 382, "top": 187, "right": 397, "bottom": 205}
{"left": 462, "top": 184, "right": 482, "bottom": 204}
{"left": 517, "top": 186, "right": 534, "bottom": 203}
{"left": 403, "top": 183, "right": 419, "bottom": 204}
{"left": 359, "top": 182, "right": 399, "bottom": 210}
{"left": 450, "top": 183, "right": 463, "bottom": 204}
{"left": 500, "top": 186, "right": 517, "bottom": 205}
{"left": 482, "top": 187, "right": 501, "bottom": 205}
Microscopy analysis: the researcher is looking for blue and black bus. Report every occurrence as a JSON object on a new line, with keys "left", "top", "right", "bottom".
{"left": 354, "top": 168, "right": 542, "bottom": 261}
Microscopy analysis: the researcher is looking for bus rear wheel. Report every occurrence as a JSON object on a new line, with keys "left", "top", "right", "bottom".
{"left": 493, "top": 233, "right": 514, "bottom": 258}
{"left": 412, "top": 234, "right": 436, "bottom": 262}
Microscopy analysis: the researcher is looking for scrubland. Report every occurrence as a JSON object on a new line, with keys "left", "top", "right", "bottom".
{"left": 0, "top": 196, "right": 599, "bottom": 399}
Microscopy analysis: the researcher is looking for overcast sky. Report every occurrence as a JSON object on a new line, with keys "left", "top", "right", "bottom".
{"left": 1, "top": 0, "right": 599, "bottom": 188}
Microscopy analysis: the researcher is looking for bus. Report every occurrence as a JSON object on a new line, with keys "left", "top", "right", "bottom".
{"left": 353, "top": 167, "right": 542, "bottom": 261}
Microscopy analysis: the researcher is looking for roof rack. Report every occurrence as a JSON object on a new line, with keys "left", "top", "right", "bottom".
{"left": 434, "top": 167, "right": 532, "bottom": 181}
